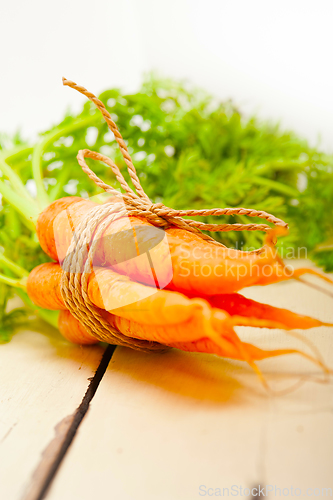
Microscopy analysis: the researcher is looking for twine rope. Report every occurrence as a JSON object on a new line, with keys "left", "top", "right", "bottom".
{"left": 60, "top": 201, "right": 168, "bottom": 351}
{"left": 60, "top": 78, "right": 288, "bottom": 351}
{"left": 62, "top": 77, "right": 288, "bottom": 245}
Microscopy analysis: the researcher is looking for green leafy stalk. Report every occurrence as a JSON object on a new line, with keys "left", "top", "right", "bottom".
{"left": 32, "top": 115, "right": 100, "bottom": 210}
{"left": 0, "top": 272, "right": 26, "bottom": 288}
{"left": 0, "top": 253, "right": 28, "bottom": 278}
{"left": 4, "top": 146, "right": 33, "bottom": 163}
{"left": 16, "top": 289, "right": 59, "bottom": 329}
{"left": 48, "top": 167, "right": 71, "bottom": 202}
{"left": 0, "top": 155, "right": 34, "bottom": 201}
{"left": 0, "top": 271, "right": 58, "bottom": 330}
{"left": 0, "top": 179, "right": 39, "bottom": 227}
{"left": 251, "top": 176, "right": 300, "bottom": 197}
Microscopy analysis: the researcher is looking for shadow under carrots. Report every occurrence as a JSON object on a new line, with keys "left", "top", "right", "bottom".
{"left": 15, "top": 318, "right": 328, "bottom": 406}
{"left": 107, "top": 346, "right": 331, "bottom": 405}
{"left": 108, "top": 346, "right": 256, "bottom": 405}
{"left": 14, "top": 317, "right": 250, "bottom": 405}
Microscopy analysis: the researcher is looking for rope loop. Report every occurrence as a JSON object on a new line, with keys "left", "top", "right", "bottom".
{"left": 63, "top": 77, "right": 288, "bottom": 255}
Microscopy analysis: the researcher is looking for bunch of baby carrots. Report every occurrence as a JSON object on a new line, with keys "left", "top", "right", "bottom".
{"left": 1, "top": 79, "right": 333, "bottom": 388}
{"left": 24, "top": 192, "right": 332, "bottom": 384}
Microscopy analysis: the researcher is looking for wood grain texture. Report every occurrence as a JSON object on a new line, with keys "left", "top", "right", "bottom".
{"left": 1, "top": 261, "right": 332, "bottom": 500}
{"left": 0, "top": 319, "right": 105, "bottom": 500}
{"left": 46, "top": 263, "right": 333, "bottom": 500}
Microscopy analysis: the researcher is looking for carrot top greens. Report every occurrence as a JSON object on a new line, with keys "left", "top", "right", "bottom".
{"left": 0, "top": 75, "right": 332, "bottom": 341}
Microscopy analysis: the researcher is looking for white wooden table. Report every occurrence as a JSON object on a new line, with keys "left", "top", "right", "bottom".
{"left": 1, "top": 261, "right": 332, "bottom": 500}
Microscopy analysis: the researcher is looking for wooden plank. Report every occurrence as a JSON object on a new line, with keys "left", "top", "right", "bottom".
{"left": 0, "top": 318, "right": 106, "bottom": 500}
{"left": 46, "top": 263, "right": 333, "bottom": 500}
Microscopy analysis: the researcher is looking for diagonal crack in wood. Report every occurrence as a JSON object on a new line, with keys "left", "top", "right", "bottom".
{"left": 22, "top": 344, "right": 116, "bottom": 500}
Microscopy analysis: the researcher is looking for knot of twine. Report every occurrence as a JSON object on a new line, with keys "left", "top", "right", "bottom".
{"left": 60, "top": 78, "right": 288, "bottom": 352}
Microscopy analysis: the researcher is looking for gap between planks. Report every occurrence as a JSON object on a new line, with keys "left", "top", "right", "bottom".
{"left": 22, "top": 344, "right": 116, "bottom": 500}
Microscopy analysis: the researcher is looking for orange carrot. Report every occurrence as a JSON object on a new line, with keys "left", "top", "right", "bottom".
{"left": 36, "top": 196, "right": 84, "bottom": 261}
{"left": 35, "top": 261, "right": 328, "bottom": 380}
{"left": 57, "top": 308, "right": 245, "bottom": 359}
{"left": 169, "top": 338, "right": 300, "bottom": 362}
{"left": 27, "top": 262, "right": 331, "bottom": 335}
{"left": 58, "top": 309, "right": 99, "bottom": 345}
{"left": 205, "top": 293, "right": 325, "bottom": 330}
{"left": 27, "top": 262, "right": 210, "bottom": 330}
{"left": 36, "top": 197, "right": 333, "bottom": 295}
{"left": 58, "top": 308, "right": 323, "bottom": 384}
{"left": 27, "top": 262, "right": 65, "bottom": 310}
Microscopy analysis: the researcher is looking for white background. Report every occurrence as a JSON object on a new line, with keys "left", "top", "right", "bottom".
{"left": 1, "top": 0, "right": 333, "bottom": 151}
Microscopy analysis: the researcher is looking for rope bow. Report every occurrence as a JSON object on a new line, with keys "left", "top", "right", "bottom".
{"left": 63, "top": 78, "right": 288, "bottom": 253}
